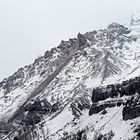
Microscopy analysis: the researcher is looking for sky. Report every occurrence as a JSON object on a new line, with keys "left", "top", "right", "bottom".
{"left": 0, "top": 0, "right": 140, "bottom": 80}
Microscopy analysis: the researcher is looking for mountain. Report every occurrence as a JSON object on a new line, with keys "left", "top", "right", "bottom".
{"left": 1, "top": 12, "right": 140, "bottom": 140}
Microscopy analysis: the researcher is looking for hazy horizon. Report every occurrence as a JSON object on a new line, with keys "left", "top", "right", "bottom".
{"left": 0, "top": 0, "right": 140, "bottom": 80}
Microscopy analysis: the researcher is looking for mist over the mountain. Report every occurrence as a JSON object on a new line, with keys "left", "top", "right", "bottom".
{"left": 1, "top": 11, "right": 140, "bottom": 140}
{"left": 1, "top": 1, "right": 140, "bottom": 140}
{"left": 0, "top": 0, "right": 140, "bottom": 80}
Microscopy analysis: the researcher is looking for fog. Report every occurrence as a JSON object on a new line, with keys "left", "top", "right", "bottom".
{"left": 0, "top": 0, "right": 140, "bottom": 80}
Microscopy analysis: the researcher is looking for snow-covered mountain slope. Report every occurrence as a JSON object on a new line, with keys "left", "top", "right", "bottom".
{"left": 1, "top": 12, "right": 140, "bottom": 140}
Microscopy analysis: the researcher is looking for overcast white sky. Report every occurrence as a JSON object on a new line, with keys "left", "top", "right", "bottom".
{"left": 0, "top": 0, "right": 140, "bottom": 80}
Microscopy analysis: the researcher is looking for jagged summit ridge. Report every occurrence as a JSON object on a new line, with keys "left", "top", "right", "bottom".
{"left": 1, "top": 18, "right": 140, "bottom": 140}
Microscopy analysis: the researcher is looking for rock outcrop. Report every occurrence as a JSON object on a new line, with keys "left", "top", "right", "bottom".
{"left": 1, "top": 17, "right": 140, "bottom": 140}
{"left": 122, "top": 96, "right": 140, "bottom": 120}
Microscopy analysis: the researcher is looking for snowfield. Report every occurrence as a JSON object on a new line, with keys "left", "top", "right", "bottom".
{"left": 1, "top": 12, "right": 140, "bottom": 140}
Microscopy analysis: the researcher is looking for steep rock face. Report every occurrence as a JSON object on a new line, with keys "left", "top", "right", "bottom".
{"left": 77, "top": 33, "right": 88, "bottom": 49}
{"left": 0, "top": 36, "right": 79, "bottom": 120}
{"left": 2, "top": 13, "right": 140, "bottom": 140}
{"left": 89, "top": 101, "right": 117, "bottom": 116}
{"left": 91, "top": 76, "right": 140, "bottom": 104}
{"left": 89, "top": 75, "right": 140, "bottom": 117}
{"left": 71, "top": 97, "right": 91, "bottom": 118}
{"left": 122, "top": 97, "right": 140, "bottom": 120}
{"left": 22, "top": 99, "right": 52, "bottom": 126}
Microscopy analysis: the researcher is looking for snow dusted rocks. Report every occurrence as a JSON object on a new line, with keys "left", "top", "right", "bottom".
{"left": 2, "top": 13, "right": 140, "bottom": 139}
{"left": 130, "top": 11, "right": 140, "bottom": 39}
{"left": 89, "top": 76, "right": 140, "bottom": 118}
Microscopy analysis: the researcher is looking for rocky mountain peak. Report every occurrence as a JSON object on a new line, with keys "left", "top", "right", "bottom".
{"left": 1, "top": 17, "right": 140, "bottom": 140}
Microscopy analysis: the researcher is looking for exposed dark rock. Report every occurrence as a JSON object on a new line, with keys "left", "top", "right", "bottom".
{"left": 101, "top": 109, "right": 107, "bottom": 115}
{"left": 44, "top": 50, "right": 52, "bottom": 58}
{"left": 21, "top": 99, "right": 52, "bottom": 128}
{"left": 81, "top": 50, "right": 88, "bottom": 56}
{"left": 0, "top": 121, "right": 14, "bottom": 134}
{"left": 25, "top": 112, "right": 41, "bottom": 126}
{"left": 77, "top": 33, "right": 87, "bottom": 49}
{"left": 90, "top": 75, "right": 140, "bottom": 119}
{"left": 137, "top": 132, "right": 140, "bottom": 138}
{"left": 91, "top": 89, "right": 109, "bottom": 103}
{"left": 71, "top": 103, "right": 82, "bottom": 118}
{"left": 91, "top": 76, "right": 140, "bottom": 105}
{"left": 1, "top": 68, "right": 25, "bottom": 94}
{"left": 71, "top": 97, "right": 91, "bottom": 118}
{"left": 122, "top": 96, "right": 140, "bottom": 120}
{"left": 40, "top": 70, "right": 46, "bottom": 76}
{"left": 89, "top": 103, "right": 105, "bottom": 115}
{"left": 13, "top": 137, "right": 20, "bottom": 140}
{"left": 0, "top": 22, "right": 139, "bottom": 140}
{"left": 94, "top": 130, "right": 114, "bottom": 140}
{"left": 108, "top": 22, "right": 131, "bottom": 35}
{"left": 85, "top": 31, "right": 96, "bottom": 43}
{"left": 52, "top": 101, "right": 61, "bottom": 112}
{"left": 134, "top": 125, "right": 140, "bottom": 133}
{"left": 89, "top": 100, "right": 124, "bottom": 116}
{"left": 58, "top": 40, "right": 71, "bottom": 51}
{"left": 117, "top": 100, "right": 124, "bottom": 106}
{"left": 107, "top": 85, "right": 118, "bottom": 98}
